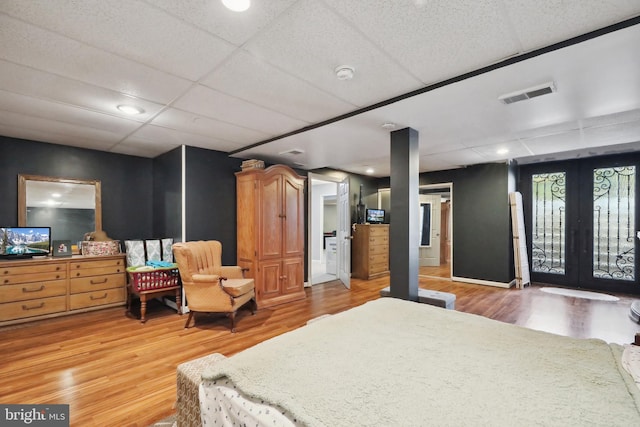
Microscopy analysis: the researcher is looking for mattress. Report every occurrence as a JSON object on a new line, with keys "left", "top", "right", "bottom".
{"left": 196, "top": 298, "right": 640, "bottom": 426}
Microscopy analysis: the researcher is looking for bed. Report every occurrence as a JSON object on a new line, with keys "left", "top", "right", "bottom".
{"left": 179, "top": 297, "right": 640, "bottom": 426}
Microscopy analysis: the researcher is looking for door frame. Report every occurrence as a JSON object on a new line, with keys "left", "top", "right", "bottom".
{"left": 307, "top": 173, "right": 348, "bottom": 287}
{"left": 417, "top": 183, "right": 453, "bottom": 278}
{"left": 520, "top": 153, "right": 640, "bottom": 294}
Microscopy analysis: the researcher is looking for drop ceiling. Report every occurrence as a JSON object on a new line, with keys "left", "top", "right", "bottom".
{"left": 1, "top": 1, "right": 639, "bottom": 177}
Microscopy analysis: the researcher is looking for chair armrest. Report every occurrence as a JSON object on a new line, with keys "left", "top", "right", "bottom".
{"left": 191, "top": 274, "right": 221, "bottom": 284}
{"left": 220, "top": 266, "right": 244, "bottom": 279}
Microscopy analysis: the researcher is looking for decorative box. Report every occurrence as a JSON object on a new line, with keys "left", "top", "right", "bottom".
{"left": 81, "top": 240, "right": 121, "bottom": 256}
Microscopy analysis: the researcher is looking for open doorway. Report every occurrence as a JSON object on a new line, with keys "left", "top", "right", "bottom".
{"left": 418, "top": 183, "right": 453, "bottom": 279}
{"left": 308, "top": 176, "right": 339, "bottom": 285}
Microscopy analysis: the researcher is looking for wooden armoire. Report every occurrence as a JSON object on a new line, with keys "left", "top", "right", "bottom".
{"left": 236, "top": 164, "right": 306, "bottom": 308}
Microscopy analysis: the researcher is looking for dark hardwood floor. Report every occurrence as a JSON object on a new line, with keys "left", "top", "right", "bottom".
{"left": 1, "top": 274, "right": 639, "bottom": 426}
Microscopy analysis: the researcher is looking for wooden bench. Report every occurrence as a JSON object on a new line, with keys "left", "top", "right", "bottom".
{"left": 379, "top": 286, "right": 456, "bottom": 310}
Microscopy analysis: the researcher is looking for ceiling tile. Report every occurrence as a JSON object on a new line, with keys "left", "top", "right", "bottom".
{"left": 243, "top": 0, "right": 423, "bottom": 107}
{"left": 0, "top": 60, "right": 166, "bottom": 120}
{"left": 201, "top": 50, "right": 357, "bottom": 123}
{"left": 0, "top": 0, "right": 235, "bottom": 81}
{"left": 145, "top": 0, "right": 298, "bottom": 46}
{"left": 504, "top": 0, "right": 640, "bottom": 51}
{"left": 174, "top": 84, "right": 308, "bottom": 135}
{"left": 0, "top": 15, "right": 192, "bottom": 103}
{"left": 0, "top": 90, "right": 143, "bottom": 136}
{"left": 120, "top": 124, "right": 243, "bottom": 154}
{"left": 151, "top": 107, "right": 271, "bottom": 144}
{"left": 323, "top": 0, "right": 522, "bottom": 85}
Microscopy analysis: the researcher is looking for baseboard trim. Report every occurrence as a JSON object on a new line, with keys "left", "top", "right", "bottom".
{"left": 451, "top": 276, "right": 514, "bottom": 288}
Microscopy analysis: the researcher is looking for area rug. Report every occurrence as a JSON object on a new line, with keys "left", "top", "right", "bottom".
{"left": 539, "top": 287, "right": 619, "bottom": 301}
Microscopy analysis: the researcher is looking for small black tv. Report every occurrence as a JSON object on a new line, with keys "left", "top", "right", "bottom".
{"left": 366, "top": 208, "right": 385, "bottom": 224}
{"left": 0, "top": 227, "right": 51, "bottom": 259}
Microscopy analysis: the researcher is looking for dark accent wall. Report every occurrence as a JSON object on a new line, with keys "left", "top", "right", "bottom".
{"left": 421, "top": 163, "right": 513, "bottom": 283}
{"left": 153, "top": 147, "right": 182, "bottom": 241}
{"left": 378, "top": 162, "right": 513, "bottom": 284}
{"left": 184, "top": 146, "right": 243, "bottom": 265}
{"left": 0, "top": 137, "right": 154, "bottom": 242}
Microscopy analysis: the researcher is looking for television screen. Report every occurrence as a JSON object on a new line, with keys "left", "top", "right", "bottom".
{"left": 0, "top": 227, "right": 51, "bottom": 258}
{"left": 366, "top": 208, "right": 385, "bottom": 224}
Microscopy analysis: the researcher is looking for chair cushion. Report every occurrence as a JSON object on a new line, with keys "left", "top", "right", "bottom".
{"left": 221, "top": 278, "right": 254, "bottom": 297}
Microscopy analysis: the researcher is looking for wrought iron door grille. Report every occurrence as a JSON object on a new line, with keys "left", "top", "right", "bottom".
{"left": 592, "top": 166, "right": 635, "bottom": 281}
{"left": 532, "top": 172, "right": 566, "bottom": 274}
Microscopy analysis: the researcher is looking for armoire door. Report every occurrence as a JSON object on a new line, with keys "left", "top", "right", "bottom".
{"left": 282, "top": 173, "right": 304, "bottom": 258}
{"left": 259, "top": 173, "right": 283, "bottom": 259}
{"left": 520, "top": 154, "right": 639, "bottom": 294}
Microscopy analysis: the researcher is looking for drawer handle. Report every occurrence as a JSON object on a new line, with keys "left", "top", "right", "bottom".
{"left": 22, "top": 285, "right": 45, "bottom": 293}
{"left": 90, "top": 293, "right": 108, "bottom": 300}
{"left": 3, "top": 279, "right": 9, "bottom": 284}
{"left": 90, "top": 278, "right": 108, "bottom": 285}
{"left": 22, "top": 302, "right": 45, "bottom": 311}
{"left": 56, "top": 266, "right": 61, "bottom": 271}
{"left": 3, "top": 270, "right": 8, "bottom": 275}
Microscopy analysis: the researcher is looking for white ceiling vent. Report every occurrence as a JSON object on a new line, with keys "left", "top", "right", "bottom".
{"left": 499, "top": 82, "right": 556, "bottom": 105}
{"left": 279, "top": 148, "right": 305, "bottom": 155}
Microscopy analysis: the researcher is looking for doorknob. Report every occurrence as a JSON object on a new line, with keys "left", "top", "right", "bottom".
{"left": 345, "top": 236, "right": 353, "bottom": 240}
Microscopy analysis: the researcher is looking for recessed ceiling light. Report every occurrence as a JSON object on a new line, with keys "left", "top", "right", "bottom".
{"left": 117, "top": 104, "right": 144, "bottom": 115}
{"left": 335, "top": 65, "right": 355, "bottom": 80}
{"left": 366, "top": 168, "right": 374, "bottom": 174}
{"left": 222, "top": 0, "right": 250, "bottom": 12}
{"left": 497, "top": 148, "right": 509, "bottom": 155}
{"left": 381, "top": 122, "right": 396, "bottom": 130}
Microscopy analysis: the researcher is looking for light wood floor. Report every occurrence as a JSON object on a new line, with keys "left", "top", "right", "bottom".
{"left": 1, "top": 275, "right": 639, "bottom": 426}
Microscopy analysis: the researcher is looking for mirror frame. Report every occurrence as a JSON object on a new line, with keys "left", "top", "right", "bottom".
{"left": 17, "top": 174, "right": 102, "bottom": 232}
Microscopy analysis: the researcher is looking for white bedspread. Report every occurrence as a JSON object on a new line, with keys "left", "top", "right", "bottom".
{"left": 201, "top": 298, "right": 640, "bottom": 426}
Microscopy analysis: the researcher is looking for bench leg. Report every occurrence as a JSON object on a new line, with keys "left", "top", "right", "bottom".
{"left": 140, "top": 294, "right": 147, "bottom": 324}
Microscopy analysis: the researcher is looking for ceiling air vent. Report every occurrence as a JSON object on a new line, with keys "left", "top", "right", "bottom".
{"left": 279, "top": 148, "right": 305, "bottom": 156}
{"left": 498, "top": 82, "right": 556, "bottom": 105}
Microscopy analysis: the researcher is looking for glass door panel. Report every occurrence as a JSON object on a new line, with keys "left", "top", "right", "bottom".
{"left": 531, "top": 172, "right": 566, "bottom": 275}
{"left": 592, "top": 166, "right": 635, "bottom": 281}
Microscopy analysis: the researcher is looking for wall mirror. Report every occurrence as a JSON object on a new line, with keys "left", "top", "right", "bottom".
{"left": 18, "top": 174, "right": 102, "bottom": 244}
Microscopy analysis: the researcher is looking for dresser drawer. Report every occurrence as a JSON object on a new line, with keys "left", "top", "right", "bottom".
{"left": 0, "top": 263, "right": 66, "bottom": 276}
{"left": 370, "top": 244, "right": 389, "bottom": 255}
{"left": 70, "top": 273, "right": 126, "bottom": 293}
{"left": 370, "top": 261, "right": 389, "bottom": 274}
{"left": 0, "top": 279, "right": 67, "bottom": 303}
{"left": 0, "top": 296, "right": 67, "bottom": 322}
{"left": 368, "top": 253, "right": 388, "bottom": 265}
{"left": 69, "top": 260, "right": 125, "bottom": 278}
{"left": 368, "top": 235, "right": 389, "bottom": 246}
{"left": 368, "top": 226, "right": 389, "bottom": 237}
{"left": 0, "top": 268, "right": 66, "bottom": 285}
{"left": 70, "top": 287, "right": 125, "bottom": 310}
{"left": 69, "top": 265, "right": 126, "bottom": 279}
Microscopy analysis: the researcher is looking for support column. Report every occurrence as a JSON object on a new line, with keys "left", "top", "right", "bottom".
{"left": 389, "top": 127, "right": 420, "bottom": 301}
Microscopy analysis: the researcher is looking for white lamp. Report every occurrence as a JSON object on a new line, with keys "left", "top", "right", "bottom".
{"left": 222, "top": 0, "right": 250, "bottom": 12}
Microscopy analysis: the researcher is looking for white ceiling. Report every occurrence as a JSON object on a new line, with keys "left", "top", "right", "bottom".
{"left": 1, "top": 1, "right": 639, "bottom": 177}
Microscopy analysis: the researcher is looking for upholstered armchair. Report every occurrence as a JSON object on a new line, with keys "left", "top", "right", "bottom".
{"left": 172, "top": 240, "right": 256, "bottom": 332}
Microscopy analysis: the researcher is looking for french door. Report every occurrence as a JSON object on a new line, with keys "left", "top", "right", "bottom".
{"left": 520, "top": 154, "right": 640, "bottom": 294}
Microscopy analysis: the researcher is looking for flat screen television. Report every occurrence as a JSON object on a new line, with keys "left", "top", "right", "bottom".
{"left": 0, "top": 227, "right": 51, "bottom": 259}
{"left": 366, "top": 208, "right": 385, "bottom": 224}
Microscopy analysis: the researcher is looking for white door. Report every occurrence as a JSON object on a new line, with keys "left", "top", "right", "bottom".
{"left": 419, "top": 194, "right": 441, "bottom": 266}
{"left": 337, "top": 177, "right": 351, "bottom": 288}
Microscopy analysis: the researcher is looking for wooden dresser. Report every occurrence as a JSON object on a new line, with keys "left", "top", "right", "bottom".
{"left": 236, "top": 164, "right": 306, "bottom": 308}
{"left": 352, "top": 224, "right": 390, "bottom": 279}
{"left": 0, "top": 254, "right": 126, "bottom": 326}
